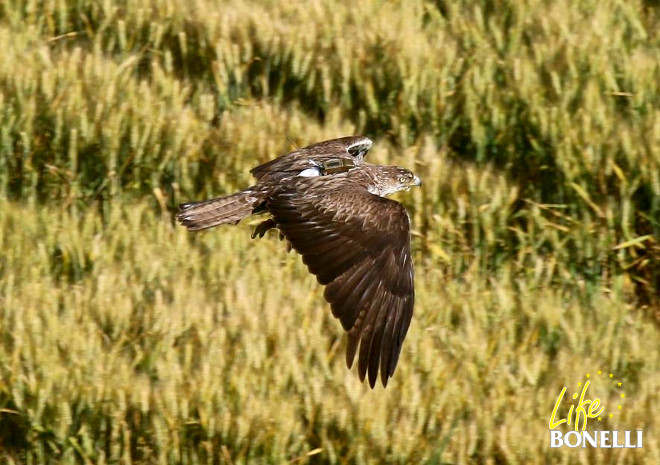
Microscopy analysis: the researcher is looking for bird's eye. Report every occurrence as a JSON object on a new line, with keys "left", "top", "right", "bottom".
{"left": 399, "top": 176, "right": 407, "bottom": 183}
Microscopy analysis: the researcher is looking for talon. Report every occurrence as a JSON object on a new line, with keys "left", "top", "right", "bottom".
{"left": 252, "top": 218, "right": 277, "bottom": 239}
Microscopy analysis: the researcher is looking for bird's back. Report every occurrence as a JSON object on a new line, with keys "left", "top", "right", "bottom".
{"left": 250, "top": 136, "right": 372, "bottom": 183}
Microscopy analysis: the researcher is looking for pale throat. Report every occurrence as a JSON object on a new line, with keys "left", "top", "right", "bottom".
{"left": 367, "top": 183, "right": 405, "bottom": 197}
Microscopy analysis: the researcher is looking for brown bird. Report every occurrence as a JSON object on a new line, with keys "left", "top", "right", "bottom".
{"left": 176, "top": 136, "right": 421, "bottom": 387}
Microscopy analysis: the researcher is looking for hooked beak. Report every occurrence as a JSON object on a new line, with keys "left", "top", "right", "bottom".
{"left": 412, "top": 175, "right": 422, "bottom": 187}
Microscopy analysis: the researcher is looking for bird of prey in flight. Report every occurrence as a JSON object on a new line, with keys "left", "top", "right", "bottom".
{"left": 177, "top": 136, "right": 421, "bottom": 388}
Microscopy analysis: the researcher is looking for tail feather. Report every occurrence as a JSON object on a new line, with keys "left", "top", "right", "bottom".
{"left": 176, "top": 189, "right": 260, "bottom": 231}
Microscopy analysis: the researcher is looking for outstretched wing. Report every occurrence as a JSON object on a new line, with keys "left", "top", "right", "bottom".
{"left": 250, "top": 136, "right": 372, "bottom": 182}
{"left": 266, "top": 179, "right": 414, "bottom": 388}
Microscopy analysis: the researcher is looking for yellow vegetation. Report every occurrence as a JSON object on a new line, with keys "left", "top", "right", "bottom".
{"left": 0, "top": 0, "right": 658, "bottom": 463}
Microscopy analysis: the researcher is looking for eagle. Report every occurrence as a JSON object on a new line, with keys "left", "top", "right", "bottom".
{"left": 176, "top": 136, "right": 421, "bottom": 388}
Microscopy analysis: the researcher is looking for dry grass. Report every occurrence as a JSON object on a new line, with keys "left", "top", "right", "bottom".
{"left": 1, "top": 195, "right": 658, "bottom": 464}
{"left": 0, "top": 0, "right": 659, "bottom": 463}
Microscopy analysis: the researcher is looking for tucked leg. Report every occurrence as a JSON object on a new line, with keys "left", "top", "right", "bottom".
{"left": 251, "top": 218, "right": 277, "bottom": 239}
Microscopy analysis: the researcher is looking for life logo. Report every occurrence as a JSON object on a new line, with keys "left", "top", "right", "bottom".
{"left": 548, "top": 370, "right": 643, "bottom": 448}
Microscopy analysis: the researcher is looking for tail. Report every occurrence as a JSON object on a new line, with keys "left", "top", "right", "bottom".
{"left": 176, "top": 188, "right": 261, "bottom": 231}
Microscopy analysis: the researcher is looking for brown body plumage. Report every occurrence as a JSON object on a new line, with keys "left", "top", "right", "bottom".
{"left": 177, "top": 136, "right": 421, "bottom": 388}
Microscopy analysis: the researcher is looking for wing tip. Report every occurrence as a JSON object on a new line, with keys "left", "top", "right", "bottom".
{"left": 346, "top": 136, "right": 373, "bottom": 159}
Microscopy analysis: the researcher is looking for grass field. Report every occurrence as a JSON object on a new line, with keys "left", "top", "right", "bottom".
{"left": 0, "top": 0, "right": 659, "bottom": 463}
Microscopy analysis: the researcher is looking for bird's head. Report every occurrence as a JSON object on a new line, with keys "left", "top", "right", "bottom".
{"left": 369, "top": 166, "right": 422, "bottom": 197}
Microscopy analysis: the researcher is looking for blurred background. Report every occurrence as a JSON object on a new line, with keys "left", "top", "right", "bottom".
{"left": 0, "top": 0, "right": 658, "bottom": 463}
